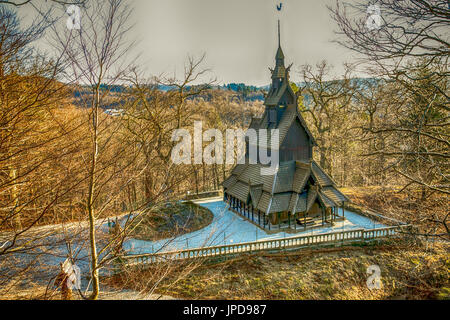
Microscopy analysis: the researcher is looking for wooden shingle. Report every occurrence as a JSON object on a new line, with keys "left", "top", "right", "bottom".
{"left": 227, "top": 181, "right": 250, "bottom": 203}
{"left": 322, "top": 186, "right": 349, "bottom": 205}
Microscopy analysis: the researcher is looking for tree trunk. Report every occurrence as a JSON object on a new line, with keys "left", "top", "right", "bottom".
{"left": 87, "top": 86, "right": 100, "bottom": 300}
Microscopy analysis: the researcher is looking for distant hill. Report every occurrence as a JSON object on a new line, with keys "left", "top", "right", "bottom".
{"left": 69, "top": 77, "right": 380, "bottom": 106}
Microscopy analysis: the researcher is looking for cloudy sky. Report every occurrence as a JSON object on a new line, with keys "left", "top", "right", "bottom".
{"left": 18, "top": 0, "right": 363, "bottom": 86}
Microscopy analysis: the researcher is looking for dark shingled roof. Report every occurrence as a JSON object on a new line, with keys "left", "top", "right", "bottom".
{"left": 318, "top": 191, "right": 336, "bottom": 208}
{"left": 224, "top": 160, "right": 349, "bottom": 215}
{"left": 322, "top": 186, "right": 349, "bottom": 205}
{"left": 306, "top": 187, "right": 318, "bottom": 212}
{"left": 227, "top": 181, "right": 250, "bottom": 203}
{"left": 292, "top": 162, "right": 310, "bottom": 193}
{"left": 253, "top": 104, "right": 317, "bottom": 147}
{"left": 311, "top": 161, "right": 335, "bottom": 187}
{"left": 256, "top": 191, "right": 272, "bottom": 213}
{"left": 238, "top": 164, "right": 263, "bottom": 186}
{"left": 272, "top": 161, "right": 296, "bottom": 193}
{"left": 288, "top": 192, "right": 308, "bottom": 214}
{"left": 250, "top": 185, "right": 263, "bottom": 208}
{"left": 223, "top": 175, "right": 237, "bottom": 189}
{"left": 296, "top": 193, "right": 308, "bottom": 213}
{"left": 232, "top": 164, "right": 247, "bottom": 176}
{"left": 265, "top": 80, "right": 293, "bottom": 106}
{"left": 268, "top": 193, "right": 291, "bottom": 213}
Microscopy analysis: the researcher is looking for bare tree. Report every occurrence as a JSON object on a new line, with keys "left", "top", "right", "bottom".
{"left": 0, "top": 0, "right": 86, "bottom": 7}
{"left": 52, "top": 0, "right": 135, "bottom": 299}
{"left": 300, "top": 61, "right": 356, "bottom": 181}
{"left": 330, "top": 0, "right": 449, "bottom": 237}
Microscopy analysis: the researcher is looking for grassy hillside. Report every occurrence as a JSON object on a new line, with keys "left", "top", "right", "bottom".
{"left": 128, "top": 201, "right": 214, "bottom": 241}
{"left": 111, "top": 242, "right": 449, "bottom": 300}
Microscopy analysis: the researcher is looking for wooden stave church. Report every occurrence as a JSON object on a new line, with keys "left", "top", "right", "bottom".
{"left": 222, "top": 22, "right": 349, "bottom": 230}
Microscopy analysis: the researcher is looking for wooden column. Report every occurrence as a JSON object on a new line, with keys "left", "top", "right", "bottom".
{"left": 304, "top": 211, "right": 307, "bottom": 230}
{"left": 322, "top": 207, "right": 325, "bottom": 226}
{"left": 294, "top": 213, "right": 297, "bottom": 230}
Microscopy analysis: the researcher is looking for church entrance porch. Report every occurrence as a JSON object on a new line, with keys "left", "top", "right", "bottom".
{"left": 224, "top": 194, "right": 345, "bottom": 234}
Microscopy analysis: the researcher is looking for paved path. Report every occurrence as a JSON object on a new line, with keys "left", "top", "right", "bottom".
{"left": 1, "top": 197, "right": 385, "bottom": 295}
{"left": 124, "top": 198, "right": 385, "bottom": 255}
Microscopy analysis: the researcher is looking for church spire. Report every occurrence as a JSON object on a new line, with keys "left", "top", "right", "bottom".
{"left": 272, "top": 20, "right": 286, "bottom": 80}
{"left": 265, "top": 17, "right": 295, "bottom": 108}
{"left": 278, "top": 19, "right": 281, "bottom": 48}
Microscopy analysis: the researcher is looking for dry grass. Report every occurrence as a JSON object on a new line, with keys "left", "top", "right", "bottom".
{"left": 112, "top": 242, "right": 449, "bottom": 300}
{"left": 342, "top": 187, "right": 449, "bottom": 238}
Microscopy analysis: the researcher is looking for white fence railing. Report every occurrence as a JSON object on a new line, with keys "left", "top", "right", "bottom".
{"left": 122, "top": 225, "right": 408, "bottom": 266}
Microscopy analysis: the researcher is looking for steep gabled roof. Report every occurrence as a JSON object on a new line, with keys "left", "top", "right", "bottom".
{"left": 231, "top": 163, "right": 248, "bottom": 176}
{"left": 306, "top": 187, "right": 319, "bottom": 212}
{"left": 295, "top": 192, "right": 308, "bottom": 213}
{"left": 288, "top": 192, "right": 308, "bottom": 214}
{"left": 238, "top": 164, "right": 263, "bottom": 186}
{"left": 250, "top": 104, "right": 317, "bottom": 150}
{"left": 227, "top": 180, "right": 250, "bottom": 203}
{"left": 292, "top": 162, "right": 311, "bottom": 193}
{"left": 264, "top": 78, "right": 296, "bottom": 106}
{"left": 256, "top": 191, "right": 272, "bottom": 213}
{"left": 294, "top": 111, "right": 317, "bottom": 146}
{"left": 223, "top": 175, "right": 237, "bottom": 189}
{"left": 275, "top": 104, "right": 297, "bottom": 144}
{"left": 272, "top": 161, "right": 296, "bottom": 193}
{"left": 268, "top": 193, "right": 291, "bottom": 213}
{"left": 250, "top": 185, "right": 263, "bottom": 207}
{"left": 318, "top": 191, "right": 336, "bottom": 208}
{"left": 322, "top": 186, "right": 350, "bottom": 204}
{"left": 311, "top": 161, "right": 335, "bottom": 187}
